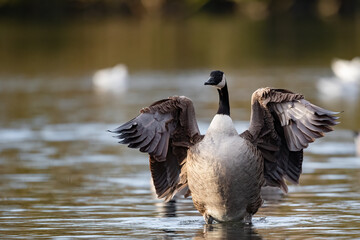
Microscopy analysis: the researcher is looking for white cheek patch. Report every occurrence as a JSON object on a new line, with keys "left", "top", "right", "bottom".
{"left": 216, "top": 74, "right": 226, "bottom": 89}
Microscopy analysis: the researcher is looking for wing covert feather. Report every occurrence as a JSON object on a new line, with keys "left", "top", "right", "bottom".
{"left": 242, "top": 87, "right": 339, "bottom": 192}
{"left": 110, "top": 96, "right": 202, "bottom": 201}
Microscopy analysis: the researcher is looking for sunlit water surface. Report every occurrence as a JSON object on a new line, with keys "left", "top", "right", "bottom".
{"left": 1, "top": 67, "right": 360, "bottom": 239}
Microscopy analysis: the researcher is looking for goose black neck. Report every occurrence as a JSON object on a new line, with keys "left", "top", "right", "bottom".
{"left": 217, "top": 83, "right": 230, "bottom": 116}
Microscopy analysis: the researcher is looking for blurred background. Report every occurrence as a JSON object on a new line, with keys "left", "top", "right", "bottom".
{"left": 0, "top": 0, "right": 360, "bottom": 239}
{"left": 0, "top": 0, "right": 359, "bottom": 74}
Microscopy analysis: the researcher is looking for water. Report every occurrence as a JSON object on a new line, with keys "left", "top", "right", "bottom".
{"left": 1, "top": 17, "right": 360, "bottom": 239}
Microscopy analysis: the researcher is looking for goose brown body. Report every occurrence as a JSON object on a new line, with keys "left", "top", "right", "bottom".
{"left": 187, "top": 115, "right": 264, "bottom": 223}
{"left": 110, "top": 71, "right": 339, "bottom": 223}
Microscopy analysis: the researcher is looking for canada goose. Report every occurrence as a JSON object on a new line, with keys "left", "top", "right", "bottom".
{"left": 92, "top": 64, "right": 128, "bottom": 93}
{"left": 110, "top": 70, "right": 338, "bottom": 224}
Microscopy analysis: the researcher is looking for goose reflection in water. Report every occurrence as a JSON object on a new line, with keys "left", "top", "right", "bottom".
{"left": 194, "top": 223, "right": 262, "bottom": 240}
{"left": 155, "top": 200, "right": 177, "bottom": 218}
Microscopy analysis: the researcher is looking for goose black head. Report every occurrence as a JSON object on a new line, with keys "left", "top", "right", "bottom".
{"left": 204, "top": 70, "right": 226, "bottom": 89}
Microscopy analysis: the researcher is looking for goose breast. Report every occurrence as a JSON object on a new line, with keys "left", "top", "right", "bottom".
{"left": 187, "top": 119, "right": 264, "bottom": 222}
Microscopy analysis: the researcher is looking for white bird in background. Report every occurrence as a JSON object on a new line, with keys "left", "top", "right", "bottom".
{"left": 332, "top": 57, "right": 360, "bottom": 83}
{"left": 317, "top": 57, "right": 360, "bottom": 101}
{"left": 92, "top": 64, "right": 129, "bottom": 93}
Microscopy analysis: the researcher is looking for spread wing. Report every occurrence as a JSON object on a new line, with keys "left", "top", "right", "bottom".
{"left": 240, "top": 88, "right": 339, "bottom": 192}
{"left": 110, "top": 96, "right": 203, "bottom": 201}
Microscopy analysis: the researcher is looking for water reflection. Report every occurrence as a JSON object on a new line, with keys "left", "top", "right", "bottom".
{"left": 195, "top": 223, "right": 262, "bottom": 240}
{"left": 156, "top": 200, "right": 177, "bottom": 218}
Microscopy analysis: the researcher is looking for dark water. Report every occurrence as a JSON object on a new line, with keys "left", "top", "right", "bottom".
{"left": 1, "top": 17, "right": 360, "bottom": 239}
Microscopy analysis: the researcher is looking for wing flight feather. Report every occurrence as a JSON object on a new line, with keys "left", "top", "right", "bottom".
{"left": 110, "top": 96, "right": 202, "bottom": 201}
{"left": 241, "top": 87, "right": 339, "bottom": 192}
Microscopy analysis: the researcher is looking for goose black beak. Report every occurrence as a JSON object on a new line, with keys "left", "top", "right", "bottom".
{"left": 204, "top": 77, "right": 216, "bottom": 85}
